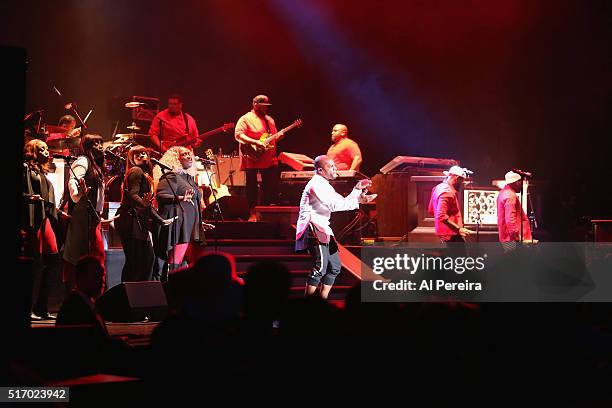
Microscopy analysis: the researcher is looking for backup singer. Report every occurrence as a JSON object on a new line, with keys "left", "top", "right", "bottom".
{"left": 497, "top": 171, "right": 533, "bottom": 249}
{"left": 154, "top": 147, "right": 214, "bottom": 273}
{"left": 21, "top": 139, "right": 60, "bottom": 320}
{"left": 295, "top": 155, "right": 375, "bottom": 299}
{"left": 428, "top": 165, "right": 474, "bottom": 243}
{"left": 115, "top": 146, "right": 174, "bottom": 282}
{"left": 63, "top": 134, "right": 106, "bottom": 290}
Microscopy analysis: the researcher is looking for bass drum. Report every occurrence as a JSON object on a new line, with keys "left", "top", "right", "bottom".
{"left": 105, "top": 175, "right": 124, "bottom": 203}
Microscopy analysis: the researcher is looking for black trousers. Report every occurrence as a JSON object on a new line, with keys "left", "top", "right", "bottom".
{"left": 245, "top": 167, "right": 279, "bottom": 208}
{"left": 119, "top": 236, "right": 155, "bottom": 282}
{"left": 32, "top": 253, "right": 60, "bottom": 315}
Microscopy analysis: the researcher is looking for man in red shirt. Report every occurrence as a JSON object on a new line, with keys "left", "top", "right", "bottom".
{"left": 428, "top": 165, "right": 474, "bottom": 243}
{"left": 149, "top": 94, "right": 200, "bottom": 153}
{"left": 497, "top": 171, "right": 533, "bottom": 248}
{"left": 234, "top": 95, "right": 284, "bottom": 217}
{"left": 326, "top": 124, "right": 362, "bottom": 171}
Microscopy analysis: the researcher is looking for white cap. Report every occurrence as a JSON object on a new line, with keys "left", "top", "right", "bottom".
{"left": 504, "top": 171, "right": 522, "bottom": 184}
{"left": 443, "top": 165, "right": 472, "bottom": 178}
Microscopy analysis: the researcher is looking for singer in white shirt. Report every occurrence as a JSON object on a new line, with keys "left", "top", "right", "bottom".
{"left": 295, "top": 155, "right": 376, "bottom": 299}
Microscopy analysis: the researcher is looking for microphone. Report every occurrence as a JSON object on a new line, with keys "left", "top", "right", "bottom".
{"left": 104, "top": 150, "right": 126, "bottom": 161}
{"left": 512, "top": 168, "right": 533, "bottom": 178}
{"left": 151, "top": 157, "right": 173, "bottom": 172}
{"left": 52, "top": 154, "right": 78, "bottom": 161}
{"left": 194, "top": 156, "right": 216, "bottom": 165}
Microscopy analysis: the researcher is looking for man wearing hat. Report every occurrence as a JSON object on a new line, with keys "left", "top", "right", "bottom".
{"left": 497, "top": 171, "right": 532, "bottom": 248}
{"left": 428, "top": 165, "right": 474, "bottom": 243}
{"left": 235, "top": 95, "right": 284, "bottom": 218}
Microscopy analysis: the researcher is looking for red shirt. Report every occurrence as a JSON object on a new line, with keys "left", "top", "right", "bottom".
{"left": 149, "top": 109, "right": 199, "bottom": 152}
{"left": 234, "top": 110, "right": 278, "bottom": 169}
{"left": 326, "top": 137, "right": 362, "bottom": 170}
{"left": 428, "top": 181, "right": 463, "bottom": 241}
{"left": 497, "top": 185, "right": 532, "bottom": 242}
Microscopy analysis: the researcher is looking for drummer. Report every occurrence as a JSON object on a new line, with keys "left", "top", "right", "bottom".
{"left": 46, "top": 115, "right": 81, "bottom": 155}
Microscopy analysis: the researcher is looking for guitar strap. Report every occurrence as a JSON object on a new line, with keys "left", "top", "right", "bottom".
{"left": 182, "top": 112, "right": 190, "bottom": 138}
{"left": 262, "top": 115, "right": 271, "bottom": 134}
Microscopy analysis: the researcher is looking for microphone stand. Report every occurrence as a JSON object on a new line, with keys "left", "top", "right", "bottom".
{"left": 526, "top": 181, "right": 538, "bottom": 241}
{"left": 65, "top": 102, "right": 88, "bottom": 131}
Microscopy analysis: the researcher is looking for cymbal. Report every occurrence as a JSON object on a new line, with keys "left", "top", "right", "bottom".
{"left": 132, "top": 133, "right": 156, "bottom": 148}
{"left": 45, "top": 125, "right": 68, "bottom": 134}
{"left": 124, "top": 102, "right": 147, "bottom": 108}
{"left": 47, "top": 136, "right": 81, "bottom": 150}
{"left": 126, "top": 124, "right": 141, "bottom": 130}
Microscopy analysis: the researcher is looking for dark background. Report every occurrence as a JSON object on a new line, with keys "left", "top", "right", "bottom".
{"left": 2, "top": 0, "right": 610, "bottom": 238}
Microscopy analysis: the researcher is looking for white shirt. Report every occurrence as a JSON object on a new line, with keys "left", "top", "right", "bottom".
{"left": 68, "top": 156, "right": 105, "bottom": 212}
{"left": 296, "top": 174, "right": 361, "bottom": 243}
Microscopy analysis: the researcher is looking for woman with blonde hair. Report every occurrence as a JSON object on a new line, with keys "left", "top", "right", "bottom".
{"left": 115, "top": 145, "right": 174, "bottom": 282}
{"left": 21, "top": 139, "right": 60, "bottom": 319}
{"left": 154, "top": 146, "right": 214, "bottom": 277}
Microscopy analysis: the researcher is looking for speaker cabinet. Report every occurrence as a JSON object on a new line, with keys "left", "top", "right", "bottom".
{"left": 96, "top": 281, "right": 167, "bottom": 322}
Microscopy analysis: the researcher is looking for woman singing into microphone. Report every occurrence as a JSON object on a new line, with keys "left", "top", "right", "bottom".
{"left": 153, "top": 146, "right": 214, "bottom": 277}
{"left": 115, "top": 145, "right": 174, "bottom": 282}
{"left": 63, "top": 134, "right": 106, "bottom": 291}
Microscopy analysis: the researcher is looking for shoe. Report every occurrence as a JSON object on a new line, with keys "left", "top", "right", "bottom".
{"left": 32, "top": 312, "right": 56, "bottom": 320}
{"left": 30, "top": 313, "right": 44, "bottom": 321}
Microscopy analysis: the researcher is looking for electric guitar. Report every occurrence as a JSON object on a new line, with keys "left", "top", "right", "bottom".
{"left": 240, "top": 119, "right": 302, "bottom": 159}
{"left": 203, "top": 148, "right": 231, "bottom": 206}
{"left": 170, "top": 122, "right": 235, "bottom": 150}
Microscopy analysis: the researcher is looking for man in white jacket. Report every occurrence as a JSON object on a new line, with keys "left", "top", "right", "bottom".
{"left": 295, "top": 155, "right": 376, "bottom": 299}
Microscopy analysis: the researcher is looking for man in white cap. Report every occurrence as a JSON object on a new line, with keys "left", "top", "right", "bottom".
{"left": 235, "top": 94, "right": 283, "bottom": 220}
{"left": 497, "top": 171, "right": 532, "bottom": 248}
{"left": 428, "top": 165, "right": 474, "bottom": 243}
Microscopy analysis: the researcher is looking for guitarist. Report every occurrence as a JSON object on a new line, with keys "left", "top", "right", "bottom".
{"left": 149, "top": 94, "right": 201, "bottom": 153}
{"left": 234, "top": 94, "right": 284, "bottom": 218}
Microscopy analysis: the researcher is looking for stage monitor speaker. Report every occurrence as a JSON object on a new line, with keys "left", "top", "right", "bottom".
{"left": 204, "top": 195, "right": 250, "bottom": 221}
{"left": 96, "top": 281, "right": 168, "bottom": 322}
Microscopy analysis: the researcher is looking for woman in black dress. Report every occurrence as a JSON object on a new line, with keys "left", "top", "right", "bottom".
{"left": 63, "top": 134, "right": 106, "bottom": 290}
{"left": 21, "top": 139, "right": 60, "bottom": 319}
{"left": 154, "top": 146, "right": 214, "bottom": 274}
{"left": 116, "top": 146, "right": 174, "bottom": 282}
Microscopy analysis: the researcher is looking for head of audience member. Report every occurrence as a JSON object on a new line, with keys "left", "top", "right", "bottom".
{"left": 75, "top": 255, "right": 105, "bottom": 300}
{"left": 243, "top": 261, "right": 291, "bottom": 322}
